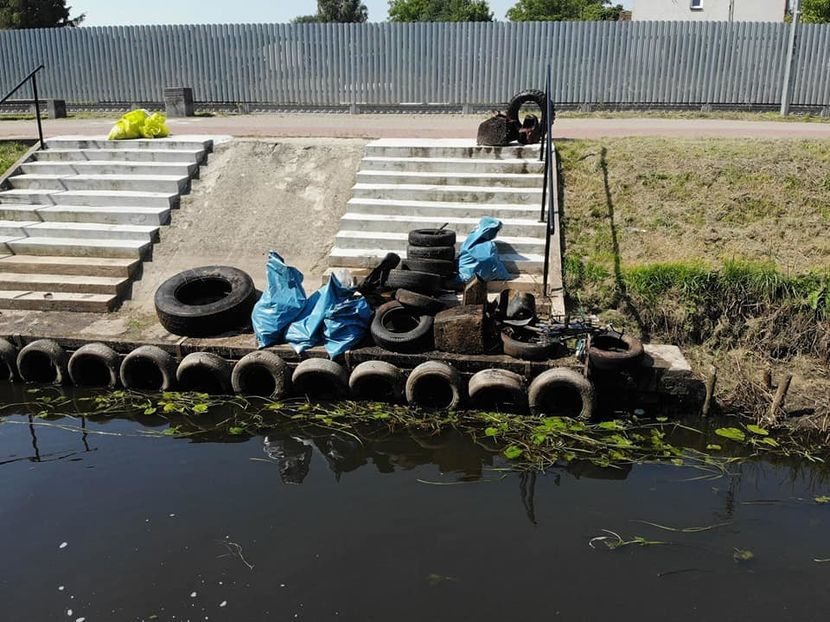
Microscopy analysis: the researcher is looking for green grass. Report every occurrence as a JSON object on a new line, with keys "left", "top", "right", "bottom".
{"left": 558, "top": 110, "right": 830, "bottom": 123}
{"left": 0, "top": 141, "right": 30, "bottom": 176}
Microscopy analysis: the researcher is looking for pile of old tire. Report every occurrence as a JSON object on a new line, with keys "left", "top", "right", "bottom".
{"left": 155, "top": 266, "right": 258, "bottom": 337}
{"left": 370, "top": 228, "right": 457, "bottom": 353}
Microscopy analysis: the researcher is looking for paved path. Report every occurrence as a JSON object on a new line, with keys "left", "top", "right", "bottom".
{"left": 2, "top": 114, "right": 830, "bottom": 141}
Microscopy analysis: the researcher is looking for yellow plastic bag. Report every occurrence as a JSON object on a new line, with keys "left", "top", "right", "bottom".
{"left": 107, "top": 109, "right": 169, "bottom": 140}
{"left": 140, "top": 112, "right": 170, "bottom": 138}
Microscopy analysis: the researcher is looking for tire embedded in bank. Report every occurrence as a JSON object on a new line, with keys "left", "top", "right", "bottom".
{"left": 405, "top": 361, "right": 463, "bottom": 410}
{"left": 349, "top": 361, "right": 406, "bottom": 402}
{"left": 17, "top": 339, "right": 68, "bottom": 385}
{"left": 176, "top": 352, "right": 233, "bottom": 395}
{"left": 467, "top": 369, "right": 526, "bottom": 412}
{"left": 0, "top": 338, "right": 19, "bottom": 381}
{"left": 120, "top": 345, "right": 178, "bottom": 391}
{"left": 232, "top": 351, "right": 290, "bottom": 398}
{"left": 528, "top": 368, "right": 596, "bottom": 419}
{"left": 292, "top": 358, "right": 350, "bottom": 401}
{"left": 154, "top": 265, "right": 257, "bottom": 337}
{"left": 68, "top": 343, "right": 121, "bottom": 388}
{"left": 370, "top": 300, "right": 434, "bottom": 353}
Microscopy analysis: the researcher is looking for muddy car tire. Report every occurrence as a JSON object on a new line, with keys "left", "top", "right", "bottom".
{"left": 155, "top": 265, "right": 257, "bottom": 337}
{"left": 349, "top": 361, "right": 405, "bottom": 402}
{"left": 371, "top": 301, "right": 434, "bottom": 352}
{"left": 17, "top": 339, "right": 68, "bottom": 385}
{"left": 176, "top": 352, "right": 232, "bottom": 395}
{"left": 0, "top": 338, "right": 18, "bottom": 381}
{"left": 468, "top": 369, "right": 526, "bottom": 411}
{"left": 405, "top": 361, "right": 463, "bottom": 410}
{"left": 121, "top": 345, "right": 177, "bottom": 391}
{"left": 528, "top": 368, "right": 596, "bottom": 419}
{"left": 385, "top": 269, "right": 442, "bottom": 295}
{"left": 507, "top": 89, "right": 553, "bottom": 144}
{"left": 68, "top": 343, "right": 120, "bottom": 388}
{"left": 407, "top": 244, "right": 455, "bottom": 261}
{"left": 395, "top": 289, "right": 447, "bottom": 316}
{"left": 588, "top": 332, "right": 645, "bottom": 372}
{"left": 403, "top": 258, "right": 455, "bottom": 277}
{"left": 408, "top": 229, "right": 457, "bottom": 247}
{"left": 232, "top": 351, "right": 290, "bottom": 398}
{"left": 292, "top": 358, "right": 349, "bottom": 400}
{"left": 501, "top": 330, "right": 558, "bottom": 361}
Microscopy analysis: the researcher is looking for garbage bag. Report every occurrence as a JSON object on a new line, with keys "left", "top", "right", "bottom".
{"left": 284, "top": 273, "right": 355, "bottom": 354}
{"left": 252, "top": 251, "right": 309, "bottom": 348}
{"left": 457, "top": 216, "right": 513, "bottom": 282}
{"left": 140, "top": 112, "right": 170, "bottom": 138}
{"left": 323, "top": 296, "right": 373, "bottom": 359}
{"left": 107, "top": 109, "right": 148, "bottom": 140}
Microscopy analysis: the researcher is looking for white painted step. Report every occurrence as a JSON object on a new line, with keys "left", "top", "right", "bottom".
{"left": 7, "top": 237, "right": 152, "bottom": 259}
{"left": 334, "top": 230, "right": 546, "bottom": 255}
{"left": 361, "top": 156, "right": 544, "bottom": 174}
{"left": 0, "top": 290, "right": 116, "bottom": 312}
{"left": 35, "top": 148, "right": 206, "bottom": 164}
{"left": 22, "top": 160, "right": 198, "bottom": 177}
{"left": 9, "top": 174, "right": 190, "bottom": 194}
{"left": 339, "top": 212, "right": 546, "bottom": 237}
{"left": 0, "top": 220, "right": 38, "bottom": 237}
{"left": 356, "top": 170, "right": 543, "bottom": 188}
{"left": 328, "top": 246, "right": 545, "bottom": 273}
{"left": 0, "top": 189, "right": 178, "bottom": 208}
{"left": 44, "top": 137, "right": 214, "bottom": 151}
{"left": 365, "top": 140, "right": 540, "bottom": 160}
{"left": 0, "top": 205, "right": 41, "bottom": 221}
{"left": 0, "top": 236, "right": 24, "bottom": 254}
{"left": 346, "top": 198, "right": 541, "bottom": 220}
{"left": 23, "top": 221, "right": 159, "bottom": 241}
{"left": 0, "top": 272, "right": 127, "bottom": 295}
{"left": 35, "top": 205, "right": 171, "bottom": 226}
{"left": 0, "top": 255, "right": 139, "bottom": 277}
{"left": 352, "top": 183, "right": 542, "bottom": 204}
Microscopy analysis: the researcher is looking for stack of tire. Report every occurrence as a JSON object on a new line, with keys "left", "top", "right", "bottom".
{"left": 371, "top": 228, "right": 457, "bottom": 354}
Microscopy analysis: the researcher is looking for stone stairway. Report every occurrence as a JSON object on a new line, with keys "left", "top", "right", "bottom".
{"left": 0, "top": 135, "right": 218, "bottom": 312}
{"left": 329, "top": 138, "right": 562, "bottom": 305}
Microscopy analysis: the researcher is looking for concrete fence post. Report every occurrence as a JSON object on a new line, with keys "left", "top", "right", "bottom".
{"left": 164, "top": 87, "right": 195, "bottom": 117}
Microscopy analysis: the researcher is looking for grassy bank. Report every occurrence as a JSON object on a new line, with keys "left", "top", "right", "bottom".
{"left": 558, "top": 138, "right": 830, "bottom": 421}
{"left": 0, "top": 141, "right": 29, "bottom": 176}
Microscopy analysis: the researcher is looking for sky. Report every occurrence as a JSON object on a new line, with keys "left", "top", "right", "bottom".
{"left": 71, "top": 0, "right": 634, "bottom": 26}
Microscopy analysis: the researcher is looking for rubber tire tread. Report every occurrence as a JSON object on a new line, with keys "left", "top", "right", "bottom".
{"left": 371, "top": 301, "right": 434, "bottom": 353}
{"left": 403, "top": 258, "right": 455, "bottom": 277}
{"left": 407, "top": 245, "right": 455, "bottom": 261}
{"left": 408, "top": 229, "right": 456, "bottom": 247}
{"left": 506, "top": 89, "right": 553, "bottom": 144}
{"left": 385, "top": 269, "right": 441, "bottom": 295}
{"left": 155, "top": 265, "right": 257, "bottom": 338}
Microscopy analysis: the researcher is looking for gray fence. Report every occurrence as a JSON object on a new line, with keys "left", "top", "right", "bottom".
{"left": 1, "top": 21, "right": 829, "bottom": 109}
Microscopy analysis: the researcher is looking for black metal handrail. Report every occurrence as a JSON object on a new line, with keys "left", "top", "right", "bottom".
{"left": 539, "top": 63, "right": 555, "bottom": 298}
{"left": 0, "top": 64, "right": 46, "bottom": 147}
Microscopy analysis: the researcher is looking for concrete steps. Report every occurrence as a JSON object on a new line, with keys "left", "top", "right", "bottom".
{"left": 328, "top": 139, "right": 552, "bottom": 293}
{"left": 0, "top": 134, "right": 222, "bottom": 310}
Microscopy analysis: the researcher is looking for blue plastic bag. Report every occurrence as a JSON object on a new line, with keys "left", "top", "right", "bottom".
{"left": 285, "top": 273, "right": 355, "bottom": 354}
{"left": 252, "top": 252, "right": 309, "bottom": 348}
{"left": 457, "top": 216, "right": 513, "bottom": 282}
{"left": 323, "top": 296, "right": 373, "bottom": 358}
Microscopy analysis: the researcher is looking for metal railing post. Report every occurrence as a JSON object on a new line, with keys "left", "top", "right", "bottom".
{"left": 541, "top": 64, "right": 553, "bottom": 298}
{"left": 31, "top": 72, "right": 44, "bottom": 148}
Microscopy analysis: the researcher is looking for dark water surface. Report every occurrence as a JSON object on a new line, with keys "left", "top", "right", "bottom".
{"left": 2, "top": 388, "right": 830, "bottom": 622}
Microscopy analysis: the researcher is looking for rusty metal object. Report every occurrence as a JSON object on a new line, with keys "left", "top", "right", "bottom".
{"left": 434, "top": 305, "right": 487, "bottom": 354}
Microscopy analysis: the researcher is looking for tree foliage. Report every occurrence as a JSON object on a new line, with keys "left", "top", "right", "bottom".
{"left": 291, "top": 0, "right": 368, "bottom": 23}
{"left": 799, "top": 0, "right": 830, "bottom": 23}
{"left": 388, "top": 0, "right": 493, "bottom": 22}
{"left": 0, "top": 0, "right": 84, "bottom": 29}
{"left": 506, "top": 0, "right": 624, "bottom": 21}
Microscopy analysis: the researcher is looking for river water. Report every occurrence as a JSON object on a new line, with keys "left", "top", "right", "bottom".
{"left": 1, "top": 386, "right": 829, "bottom": 622}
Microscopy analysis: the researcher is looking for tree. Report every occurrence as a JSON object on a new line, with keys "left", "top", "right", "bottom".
{"left": 0, "top": 0, "right": 84, "bottom": 28}
{"left": 388, "top": 0, "right": 493, "bottom": 22}
{"left": 292, "top": 0, "right": 368, "bottom": 23}
{"left": 799, "top": 0, "right": 830, "bottom": 23}
{"left": 506, "top": 0, "right": 624, "bottom": 21}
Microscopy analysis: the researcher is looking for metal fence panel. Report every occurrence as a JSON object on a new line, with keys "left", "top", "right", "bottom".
{"left": 1, "top": 21, "right": 828, "bottom": 108}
